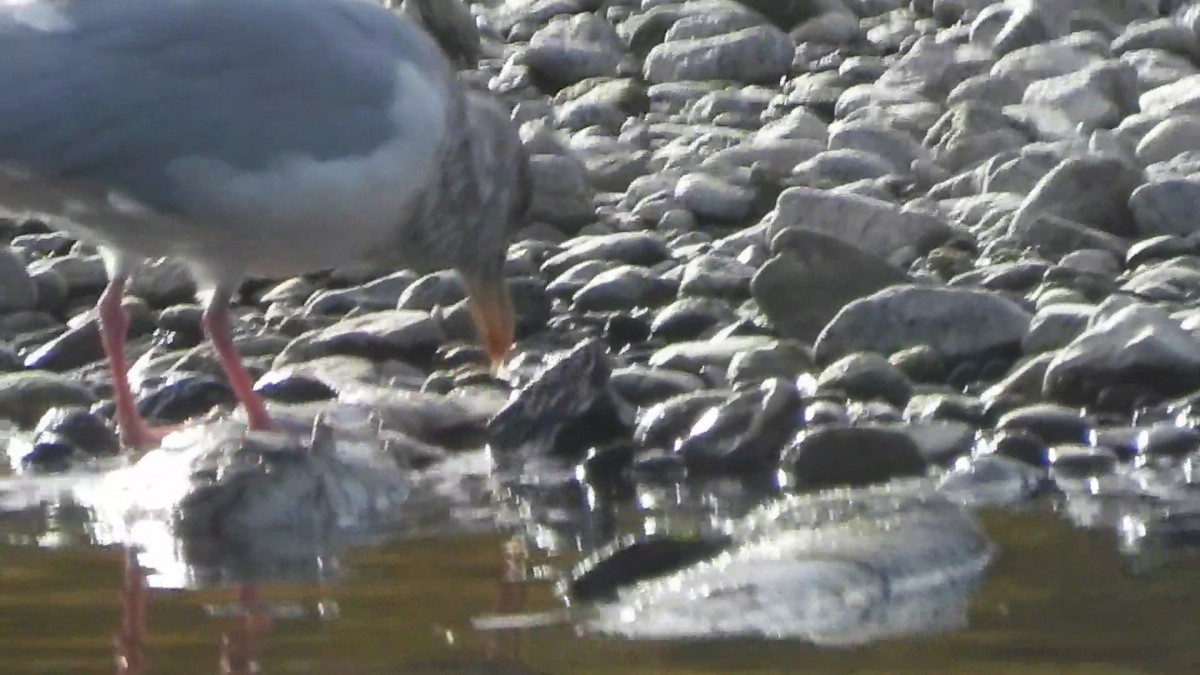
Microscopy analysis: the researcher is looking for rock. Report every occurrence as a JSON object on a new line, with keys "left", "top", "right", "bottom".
{"left": 673, "top": 173, "right": 755, "bottom": 222}
{"left": 566, "top": 533, "right": 734, "bottom": 602}
{"left": 782, "top": 425, "right": 928, "bottom": 489}
{"left": 609, "top": 365, "right": 706, "bottom": 407}
{"left": 649, "top": 296, "right": 738, "bottom": 341}
{"left": 678, "top": 253, "right": 754, "bottom": 298}
{"left": 634, "top": 389, "right": 731, "bottom": 450}
{"left": 1044, "top": 303, "right": 1200, "bottom": 407}
{"left": 274, "top": 310, "right": 444, "bottom": 368}
{"left": 19, "top": 406, "right": 119, "bottom": 472}
{"left": 26, "top": 254, "right": 107, "bottom": 296}
{"left": 1129, "top": 179, "right": 1200, "bottom": 238}
{"left": 817, "top": 352, "right": 914, "bottom": 407}
{"left": 128, "top": 257, "right": 196, "bottom": 308}
{"left": 305, "top": 270, "right": 418, "bottom": 315}
{"left": 528, "top": 154, "right": 597, "bottom": 232}
{"left": 542, "top": 232, "right": 670, "bottom": 277}
{"left": 572, "top": 265, "right": 678, "bottom": 311}
{"left": 727, "top": 339, "right": 814, "bottom": 383}
{"left": 1007, "top": 213, "right": 1131, "bottom": 260}
{"left": 815, "top": 285, "right": 1032, "bottom": 365}
{"left": 763, "top": 187, "right": 952, "bottom": 266}
{"left": 644, "top": 25, "right": 795, "bottom": 84}
{"left": 675, "top": 378, "right": 803, "bottom": 473}
{"left": 0, "top": 372, "right": 96, "bottom": 427}
{"left": 0, "top": 248, "right": 37, "bottom": 313}
{"left": 995, "top": 404, "right": 1091, "bottom": 446}
{"left": 1135, "top": 116, "right": 1200, "bottom": 166}
{"left": 1011, "top": 156, "right": 1145, "bottom": 239}
{"left": 1022, "top": 61, "right": 1140, "bottom": 130}
{"left": 524, "top": 13, "right": 624, "bottom": 88}
{"left": 648, "top": 335, "right": 777, "bottom": 375}
{"left": 1022, "top": 303, "right": 1094, "bottom": 354}
{"left": 488, "top": 339, "right": 629, "bottom": 459}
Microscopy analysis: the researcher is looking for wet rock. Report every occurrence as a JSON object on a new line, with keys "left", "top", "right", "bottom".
{"left": 634, "top": 389, "right": 730, "bottom": 451}
{"left": 989, "top": 430, "right": 1048, "bottom": 466}
{"left": 137, "top": 373, "right": 236, "bottom": 424}
{"left": 995, "top": 404, "right": 1090, "bottom": 446}
{"left": 1134, "top": 424, "right": 1200, "bottom": 458}
{"left": 1047, "top": 443, "right": 1119, "bottom": 483}
{"left": 753, "top": 229, "right": 910, "bottom": 343}
{"left": 0, "top": 372, "right": 97, "bottom": 428}
{"left": 905, "top": 393, "right": 985, "bottom": 426}
{"left": 782, "top": 425, "right": 928, "bottom": 489}
{"left": 675, "top": 378, "right": 803, "bottom": 473}
{"left": 488, "top": 339, "right": 629, "bottom": 459}
{"left": 567, "top": 533, "right": 734, "bottom": 602}
{"left": 19, "top": 406, "right": 119, "bottom": 472}
{"left": 815, "top": 285, "right": 1032, "bottom": 365}
{"left": 274, "top": 310, "right": 444, "bottom": 368}
{"left": 935, "top": 454, "right": 1044, "bottom": 506}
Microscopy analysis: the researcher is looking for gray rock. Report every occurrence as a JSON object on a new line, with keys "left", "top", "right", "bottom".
{"left": 26, "top": 254, "right": 107, "bottom": 297}
{"left": 675, "top": 378, "right": 803, "bottom": 473}
{"left": 275, "top": 310, "right": 444, "bottom": 368}
{"left": 396, "top": 270, "right": 467, "bottom": 312}
{"left": 528, "top": 153, "right": 597, "bottom": 233}
{"left": 678, "top": 253, "right": 755, "bottom": 298}
{"left": 727, "top": 339, "right": 814, "bottom": 383}
{"left": 1022, "top": 61, "right": 1140, "bottom": 130}
{"left": 572, "top": 265, "right": 678, "bottom": 311}
{"left": 790, "top": 149, "right": 896, "bottom": 186}
{"left": 673, "top": 172, "right": 755, "bottom": 222}
{"left": 610, "top": 365, "right": 706, "bottom": 406}
{"left": 1044, "top": 303, "right": 1200, "bottom": 406}
{"left": 815, "top": 285, "right": 1033, "bottom": 364}
{"left": 1136, "top": 116, "right": 1200, "bottom": 166}
{"left": 128, "top": 258, "right": 196, "bottom": 308}
{"left": 0, "top": 371, "right": 96, "bottom": 427}
{"left": 1022, "top": 303, "right": 1094, "bottom": 354}
{"left": 644, "top": 25, "right": 795, "bottom": 84}
{"left": 752, "top": 229, "right": 910, "bottom": 343}
{"left": 1006, "top": 212, "right": 1131, "bottom": 260}
{"left": 0, "top": 248, "right": 37, "bottom": 314}
{"left": 524, "top": 13, "right": 624, "bottom": 88}
{"left": 1129, "top": 179, "right": 1200, "bottom": 238}
{"left": 541, "top": 232, "right": 671, "bottom": 277}
{"left": 1012, "top": 156, "right": 1145, "bottom": 238}
{"left": 763, "top": 187, "right": 952, "bottom": 266}
{"left": 1140, "top": 73, "right": 1200, "bottom": 117}
{"left": 648, "top": 335, "right": 777, "bottom": 375}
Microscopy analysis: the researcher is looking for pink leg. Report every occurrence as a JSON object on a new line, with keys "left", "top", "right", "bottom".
{"left": 98, "top": 277, "right": 174, "bottom": 450}
{"left": 202, "top": 293, "right": 273, "bottom": 431}
{"left": 114, "top": 549, "right": 148, "bottom": 674}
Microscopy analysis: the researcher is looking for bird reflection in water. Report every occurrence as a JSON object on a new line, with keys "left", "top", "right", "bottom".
{"left": 113, "top": 548, "right": 273, "bottom": 675}
{"left": 109, "top": 537, "right": 533, "bottom": 673}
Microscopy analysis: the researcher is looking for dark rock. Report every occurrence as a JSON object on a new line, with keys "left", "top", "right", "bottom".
{"left": 1047, "top": 444, "right": 1119, "bottom": 481}
{"left": 782, "top": 425, "right": 928, "bottom": 488}
{"left": 609, "top": 366, "right": 706, "bottom": 407}
{"left": 989, "top": 430, "right": 1049, "bottom": 467}
{"left": 675, "top": 378, "right": 803, "bottom": 473}
{"left": 634, "top": 389, "right": 730, "bottom": 450}
{"left": 567, "top": 533, "right": 733, "bottom": 602}
{"left": 20, "top": 406, "right": 119, "bottom": 472}
{"left": 995, "top": 404, "right": 1091, "bottom": 446}
{"left": 137, "top": 373, "right": 236, "bottom": 424}
{"left": 649, "top": 297, "right": 738, "bottom": 341}
{"left": 572, "top": 265, "right": 678, "bottom": 312}
{"left": 816, "top": 352, "right": 914, "bottom": 407}
{"left": 727, "top": 339, "right": 814, "bottom": 383}
{"left": 274, "top": 310, "right": 444, "bottom": 368}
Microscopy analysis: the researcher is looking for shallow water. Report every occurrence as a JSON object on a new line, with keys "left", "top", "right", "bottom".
{"left": 2, "top": 494, "right": 1200, "bottom": 674}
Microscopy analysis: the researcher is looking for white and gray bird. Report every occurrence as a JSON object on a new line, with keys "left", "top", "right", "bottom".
{"left": 0, "top": 0, "right": 530, "bottom": 449}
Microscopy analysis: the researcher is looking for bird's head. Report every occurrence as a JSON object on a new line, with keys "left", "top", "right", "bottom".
{"left": 454, "top": 91, "right": 533, "bottom": 370}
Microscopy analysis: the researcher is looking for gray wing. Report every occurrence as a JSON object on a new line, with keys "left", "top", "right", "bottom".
{"left": 0, "top": 0, "right": 448, "bottom": 215}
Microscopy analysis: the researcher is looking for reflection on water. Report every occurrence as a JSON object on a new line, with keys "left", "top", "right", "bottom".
{"left": 2, "top": 494, "right": 1200, "bottom": 673}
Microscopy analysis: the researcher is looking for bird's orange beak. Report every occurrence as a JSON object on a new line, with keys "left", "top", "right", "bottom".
{"left": 464, "top": 274, "right": 514, "bottom": 371}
